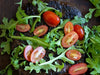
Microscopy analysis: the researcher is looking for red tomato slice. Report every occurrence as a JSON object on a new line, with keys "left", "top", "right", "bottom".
{"left": 24, "top": 45, "right": 33, "bottom": 61}
{"left": 33, "top": 25, "right": 48, "bottom": 37}
{"left": 74, "top": 25, "right": 84, "bottom": 40}
{"left": 43, "top": 11, "right": 60, "bottom": 27}
{"left": 64, "top": 21, "right": 74, "bottom": 35}
{"left": 30, "top": 46, "right": 46, "bottom": 63}
{"left": 61, "top": 31, "right": 78, "bottom": 48}
{"left": 66, "top": 50, "right": 81, "bottom": 61}
{"left": 69, "top": 63, "right": 88, "bottom": 75}
{"left": 16, "top": 24, "right": 30, "bottom": 32}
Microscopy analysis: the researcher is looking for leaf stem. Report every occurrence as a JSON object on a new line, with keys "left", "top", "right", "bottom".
{"left": 39, "top": 49, "right": 74, "bottom": 66}
{"left": 10, "top": 36, "right": 49, "bottom": 47}
{"left": 30, "top": 7, "right": 56, "bottom": 33}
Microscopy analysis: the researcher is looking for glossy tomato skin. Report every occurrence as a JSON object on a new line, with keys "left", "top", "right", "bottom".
{"left": 16, "top": 24, "right": 30, "bottom": 32}
{"left": 33, "top": 25, "right": 48, "bottom": 37}
{"left": 24, "top": 45, "right": 33, "bottom": 61}
{"left": 69, "top": 63, "right": 88, "bottom": 75}
{"left": 66, "top": 50, "right": 81, "bottom": 61}
{"left": 43, "top": 11, "right": 60, "bottom": 27}
{"left": 74, "top": 25, "right": 84, "bottom": 40}
{"left": 64, "top": 21, "right": 74, "bottom": 35}
{"left": 61, "top": 31, "right": 78, "bottom": 48}
{"left": 30, "top": 46, "right": 46, "bottom": 63}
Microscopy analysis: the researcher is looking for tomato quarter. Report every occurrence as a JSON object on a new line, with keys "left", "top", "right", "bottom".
{"left": 61, "top": 31, "right": 78, "bottom": 48}
{"left": 64, "top": 21, "right": 74, "bottom": 35}
{"left": 66, "top": 50, "right": 81, "bottom": 61}
{"left": 69, "top": 63, "right": 88, "bottom": 75}
{"left": 24, "top": 45, "right": 33, "bottom": 61}
{"left": 43, "top": 11, "right": 60, "bottom": 27}
{"left": 33, "top": 25, "right": 48, "bottom": 37}
{"left": 16, "top": 24, "right": 30, "bottom": 32}
{"left": 30, "top": 46, "right": 46, "bottom": 63}
{"left": 74, "top": 25, "right": 84, "bottom": 40}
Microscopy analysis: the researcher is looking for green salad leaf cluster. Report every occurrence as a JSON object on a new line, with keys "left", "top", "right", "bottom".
{"left": 89, "top": 0, "right": 100, "bottom": 17}
{"left": 0, "top": 0, "right": 100, "bottom": 75}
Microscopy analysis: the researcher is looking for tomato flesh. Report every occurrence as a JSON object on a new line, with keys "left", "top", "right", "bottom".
{"left": 61, "top": 31, "right": 78, "bottom": 48}
{"left": 33, "top": 25, "right": 48, "bottom": 37}
{"left": 30, "top": 46, "right": 46, "bottom": 63}
{"left": 43, "top": 11, "right": 60, "bottom": 27}
{"left": 24, "top": 45, "right": 33, "bottom": 61}
{"left": 64, "top": 21, "right": 74, "bottom": 35}
{"left": 16, "top": 24, "right": 30, "bottom": 32}
{"left": 66, "top": 50, "right": 81, "bottom": 61}
{"left": 74, "top": 25, "right": 84, "bottom": 40}
{"left": 69, "top": 63, "right": 88, "bottom": 75}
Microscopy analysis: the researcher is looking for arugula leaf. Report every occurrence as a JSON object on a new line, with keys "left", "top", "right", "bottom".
{"left": 71, "top": 16, "right": 86, "bottom": 25}
{"left": 16, "top": 0, "right": 23, "bottom": 8}
{"left": 10, "top": 35, "right": 49, "bottom": 48}
{"left": 10, "top": 45, "right": 26, "bottom": 70}
{"left": 0, "top": 17, "right": 18, "bottom": 30}
{"left": 44, "top": 19, "right": 69, "bottom": 54}
{"left": 94, "top": 9, "right": 100, "bottom": 17}
{"left": 0, "top": 17, "right": 18, "bottom": 37}
{"left": 77, "top": 25, "right": 100, "bottom": 75}
{"left": 11, "top": 45, "right": 24, "bottom": 59}
{"left": 85, "top": 8, "right": 95, "bottom": 22}
{"left": 0, "top": 30, "right": 6, "bottom": 37}
{"left": 7, "top": 67, "right": 13, "bottom": 75}
{"left": 32, "top": 0, "right": 48, "bottom": 12}
{"left": 10, "top": 58, "right": 20, "bottom": 70}
{"left": 30, "top": 0, "right": 62, "bottom": 32}
{"left": 24, "top": 46, "right": 75, "bottom": 73}
{"left": 32, "top": 0, "right": 62, "bottom": 17}
{"left": 16, "top": 7, "right": 40, "bottom": 24}
{"left": 0, "top": 37, "right": 12, "bottom": 55}
{"left": 0, "top": 17, "right": 17, "bottom": 55}
{"left": 89, "top": 0, "right": 100, "bottom": 17}
{"left": 30, "top": 7, "right": 62, "bottom": 32}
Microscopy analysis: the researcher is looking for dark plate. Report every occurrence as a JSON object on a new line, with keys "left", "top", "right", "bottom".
{"left": 0, "top": 0, "right": 100, "bottom": 75}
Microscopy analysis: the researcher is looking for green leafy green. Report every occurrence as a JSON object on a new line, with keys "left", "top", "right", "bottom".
{"left": 89, "top": 0, "right": 100, "bottom": 17}
{"left": 7, "top": 67, "right": 13, "bottom": 75}
{"left": 0, "top": 37, "right": 12, "bottom": 55}
{"left": 10, "top": 35, "right": 49, "bottom": 48}
{"left": 16, "top": 0, "right": 23, "bottom": 8}
{"left": 76, "top": 25, "right": 100, "bottom": 75}
{"left": 1, "top": 0, "right": 100, "bottom": 74}
{"left": 0, "top": 17, "right": 18, "bottom": 32}
{"left": 32, "top": 0, "right": 48, "bottom": 12}
{"left": 10, "top": 45, "right": 27, "bottom": 70}
{"left": 0, "top": 17, "right": 17, "bottom": 55}
{"left": 71, "top": 16, "right": 86, "bottom": 25}
{"left": 24, "top": 46, "right": 75, "bottom": 73}
{"left": 16, "top": 7, "right": 40, "bottom": 24}
{"left": 44, "top": 19, "right": 70, "bottom": 54}
{"left": 85, "top": 8, "right": 95, "bottom": 22}
{"left": 30, "top": 0, "right": 62, "bottom": 32}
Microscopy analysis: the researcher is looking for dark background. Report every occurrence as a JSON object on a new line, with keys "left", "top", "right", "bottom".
{"left": 0, "top": 0, "right": 100, "bottom": 75}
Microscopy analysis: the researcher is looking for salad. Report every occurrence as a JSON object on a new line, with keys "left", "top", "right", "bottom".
{"left": 0, "top": 0, "right": 100, "bottom": 75}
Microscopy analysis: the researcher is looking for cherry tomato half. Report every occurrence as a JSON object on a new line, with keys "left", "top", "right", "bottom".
{"left": 16, "top": 24, "right": 30, "bottom": 32}
{"left": 33, "top": 25, "right": 48, "bottom": 37}
{"left": 64, "top": 21, "right": 74, "bottom": 35}
{"left": 66, "top": 50, "right": 81, "bottom": 61}
{"left": 43, "top": 11, "right": 60, "bottom": 27}
{"left": 74, "top": 25, "right": 84, "bottom": 40}
{"left": 69, "top": 63, "right": 88, "bottom": 75}
{"left": 61, "top": 31, "right": 78, "bottom": 48}
{"left": 24, "top": 45, "right": 33, "bottom": 61}
{"left": 30, "top": 46, "right": 46, "bottom": 63}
